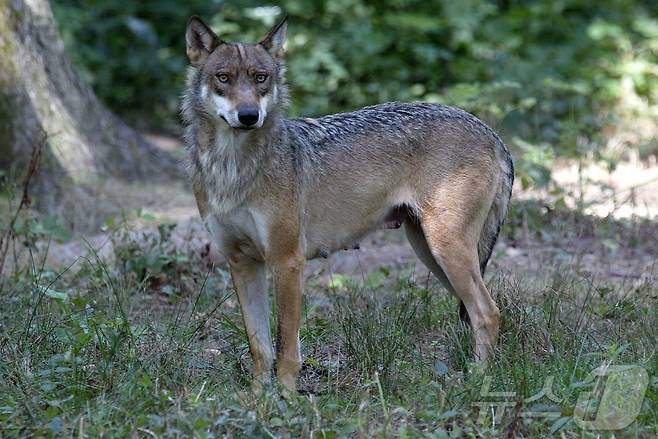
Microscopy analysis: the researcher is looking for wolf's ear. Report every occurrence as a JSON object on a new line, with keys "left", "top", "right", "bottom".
{"left": 259, "top": 16, "right": 287, "bottom": 58}
{"left": 186, "top": 16, "right": 222, "bottom": 66}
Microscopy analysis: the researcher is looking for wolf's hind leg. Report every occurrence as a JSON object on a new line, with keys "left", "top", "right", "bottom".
{"left": 228, "top": 253, "right": 274, "bottom": 391}
{"left": 417, "top": 207, "right": 500, "bottom": 362}
{"left": 404, "top": 220, "right": 452, "bottom": 291}
{"left": 405, "top": 218, "right": 471, "bottom": 324}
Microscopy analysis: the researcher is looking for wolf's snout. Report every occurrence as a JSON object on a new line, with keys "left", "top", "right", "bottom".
{"left": 237, "top": 107, "right": 259, "bottom": 126}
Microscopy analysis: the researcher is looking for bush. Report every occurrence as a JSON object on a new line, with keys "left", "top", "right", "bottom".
{"left": 53, "top": 0, "right": 658, "bottom": 188}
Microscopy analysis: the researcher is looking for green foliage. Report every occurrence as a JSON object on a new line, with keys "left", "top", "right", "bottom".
{"left": 1, "top": 194, "right": 657, "bottom": 435}
{"left": 103, "top": 209, "right": 189, "bottom": 291}
{"left": 0, "top": 169, "right": 70, "bottom": 287}
{"left": 52, "top": 0, "right": 224, "bottom": 130}
{"left": 52, "top": 0, "right": 658, "bottom": 188}
{"left": 1, "top": 244, "right": 656, "bottom": 436}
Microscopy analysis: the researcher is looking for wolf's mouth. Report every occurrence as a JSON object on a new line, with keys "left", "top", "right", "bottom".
{"left": 220, "top": 115, "right": 257, "bottom": 130}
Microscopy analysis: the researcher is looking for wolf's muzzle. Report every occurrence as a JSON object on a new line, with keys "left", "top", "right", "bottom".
{"left": 237, "top": 107, "right": 259, "bottom": 126}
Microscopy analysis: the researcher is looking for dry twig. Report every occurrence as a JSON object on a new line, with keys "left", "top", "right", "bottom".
{"left": 0, "top": 134, "right": 44, "bottom": 282}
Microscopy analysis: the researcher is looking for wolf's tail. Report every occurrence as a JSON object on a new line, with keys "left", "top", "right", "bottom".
{"left": 477, "top": 140, "right": 514, "bottom": 276}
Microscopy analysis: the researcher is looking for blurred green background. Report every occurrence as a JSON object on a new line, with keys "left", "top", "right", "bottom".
{"left": 52, "top": 0, "right": 658, "bottom": 190}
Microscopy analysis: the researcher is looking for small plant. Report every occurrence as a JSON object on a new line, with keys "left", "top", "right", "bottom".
{"left": 0, "top": 141, "right": 70, "bottom": 290}
{"left": 103, "top": 209, "right": 189, "bottom": 294}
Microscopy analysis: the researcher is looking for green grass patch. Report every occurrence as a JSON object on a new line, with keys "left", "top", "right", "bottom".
{"left": 0, "top": 213, "right": 656, "bottom": 437}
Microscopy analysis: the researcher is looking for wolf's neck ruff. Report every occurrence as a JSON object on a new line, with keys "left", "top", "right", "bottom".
{"left": 194, "top": 116, "right": 278, "bottom": 215}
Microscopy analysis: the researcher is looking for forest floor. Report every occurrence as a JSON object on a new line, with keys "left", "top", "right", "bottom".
{"left": 1, "top": 152, "right": 657, "bottom": 437}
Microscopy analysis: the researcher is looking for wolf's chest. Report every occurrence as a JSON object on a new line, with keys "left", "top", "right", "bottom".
{"left": 204, "top": 205, "right": 271, "bottom": 261}
{"left": 197, "top": 142, "right": 260, "bottom": 215}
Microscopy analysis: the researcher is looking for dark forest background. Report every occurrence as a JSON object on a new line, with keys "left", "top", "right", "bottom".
{"left": 53, "top": 0, "right": 658, "bottom": 191}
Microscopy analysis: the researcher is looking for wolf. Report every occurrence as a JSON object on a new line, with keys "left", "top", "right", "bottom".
{"left": 182, "top": 15, "right": 514, "bottom": 392}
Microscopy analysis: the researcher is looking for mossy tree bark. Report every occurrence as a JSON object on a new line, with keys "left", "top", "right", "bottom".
{"left": 0, "top": 0, "right": 180, "bottom": 227}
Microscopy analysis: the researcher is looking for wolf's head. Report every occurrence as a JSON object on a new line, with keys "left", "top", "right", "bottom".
{"left": 185, "top": 16, "right": 287, "bottom": 130}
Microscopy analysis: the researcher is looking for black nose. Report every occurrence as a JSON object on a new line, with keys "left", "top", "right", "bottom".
{"left": 237, "top": 107, "right": 259, "bottom": 126}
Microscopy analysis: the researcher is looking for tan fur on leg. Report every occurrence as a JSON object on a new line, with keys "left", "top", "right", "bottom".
{"left": 415, "top": 174, "right": 501, "bottom": 361}
{"left": 271, "top": 252, "right": 303, "bottom": 392}
{"left": 420, "top": 221, "right": 501, "bottom": 360}
{"left": 228, "top": 252, "right": 274, "bottom": 390}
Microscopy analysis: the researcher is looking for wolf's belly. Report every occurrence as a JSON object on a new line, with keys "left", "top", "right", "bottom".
{"left": 302, "top": 221, "right": 375, "bottom": 260}
{"left": 301, "top": 201, "right": 411, "bottom": 260}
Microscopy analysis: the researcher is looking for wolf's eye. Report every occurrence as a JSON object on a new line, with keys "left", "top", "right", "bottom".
{"left": 217, "top": 73, "right": 229, "bottom": 83}
{"left": 255, "top": 73, "right": 268, "bottom": 83}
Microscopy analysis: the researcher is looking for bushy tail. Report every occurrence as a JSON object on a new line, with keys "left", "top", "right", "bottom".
{"left": 478, "top": 142, "right": 514, "bottom": 276}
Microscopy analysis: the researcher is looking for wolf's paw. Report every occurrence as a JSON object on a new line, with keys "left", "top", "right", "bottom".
{"left": 278, "top": 373, "right": 297, "bottom": 396}
{"left": 251, "top": 375, "right": 274, "bottom": 396}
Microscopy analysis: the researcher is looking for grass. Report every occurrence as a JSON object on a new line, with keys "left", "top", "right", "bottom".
{"left": 0, "top": 209, "right": 657, "bottom": 437}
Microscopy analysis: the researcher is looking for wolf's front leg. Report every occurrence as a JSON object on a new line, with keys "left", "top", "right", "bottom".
{"left": 228, "top": 252, "right": 274, "bottom": 392}
{"left": 271, "top": 252, "right": 304, "bottom": 392}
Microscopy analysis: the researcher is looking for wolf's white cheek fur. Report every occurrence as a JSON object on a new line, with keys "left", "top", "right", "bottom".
{"left": 211, "top": 94, "right": 233, "bottom": 119}
{"left": 201, "top": 84, "right": 229, "bottom": 121}
{"left": 257, "top": 95, "right": 270, "bottom": 127}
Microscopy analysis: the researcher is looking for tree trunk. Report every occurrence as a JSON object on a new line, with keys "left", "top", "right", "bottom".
{"left": 0, "top": 0, "right": 181, "bottom": 228}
